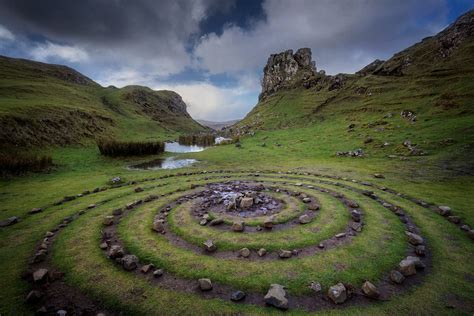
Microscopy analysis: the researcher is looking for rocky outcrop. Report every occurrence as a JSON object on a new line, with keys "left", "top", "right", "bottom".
{"left": 356, "top": 59, "right": 385, "bottom": 76}
{"left": 259, "top": 48, "right": 318, "bottom": 100}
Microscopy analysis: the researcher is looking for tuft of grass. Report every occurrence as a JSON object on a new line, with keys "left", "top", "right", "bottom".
{"left": 178, "top": 134, "right": 215, "bottom": 146}
{"left": 0, "top": 153, "right": 52, "bottom": 176}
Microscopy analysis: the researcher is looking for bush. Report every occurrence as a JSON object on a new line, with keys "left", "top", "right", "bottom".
{"left": 0, "top": 153, "right": 53, "bottom": 176}
{"left": 97, "top": 140, "right": 164, "bottom": 157}
{"left": 178, "top": 134, "right": 215, "bottom": 146}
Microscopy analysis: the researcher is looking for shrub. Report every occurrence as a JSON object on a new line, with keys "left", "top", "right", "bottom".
{"left": 178, "top": 134, "right": 215, "bottom": 146}
{"left": 0, "top": 153, "right": 53, "bottom": 176}
{"left": 97, "top": 140, "right": 164, "bottom": 157}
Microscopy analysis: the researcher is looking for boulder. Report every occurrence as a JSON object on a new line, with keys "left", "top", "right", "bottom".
{"left": 33, "top": 268, "right": 48, "bottom": 283}
{"left": 108, "top": 245, "right": 124, "bottom": 259}
{"left": 198, "top": 278, "right": 213, "bottom": 291}
{"left": 122, "top": 254, "right": 139, "bottom": 271}
{"left": 299, "top": 214, "right": 311, "bottom": 224}
{"left": 203, "top": 239, "right": 217, "bottom": 252}
{"left": 361, "top": 281, "right": 380, "bottom": 298}
{"left": 240, "top": 197, "right": 254, "bottom": 209}
{"left": 405, "top": 231, "right": 424, "bottom": 245}
{"left": 231, "top": 290, "right": 246, "bottom": 301}
{"left": 264, "top": 284, "right": 288, "bottom": 310}
{"left": 390, "top": 270, "right": 405, "bottom": 284}
{"left": 239, "top": 248, "right": 251, "bottom": 258}
{"left": 232, "top": 221, "right": 245, "bottom": 232}
{"left": 278, "top": 250, "right": 292, "bottom": 259}
{"left": 327, "top": 283, "right": 347, "bottom": 304}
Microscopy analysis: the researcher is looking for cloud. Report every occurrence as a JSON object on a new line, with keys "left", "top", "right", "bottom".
{"left": 0, "top": 24, "right": 14, "bottom": 41}
{"left": 30, "top": 41, "right": 88, "bottom": 63}
{"left": 195, "top": 0, "right": 449, "bottom": 74}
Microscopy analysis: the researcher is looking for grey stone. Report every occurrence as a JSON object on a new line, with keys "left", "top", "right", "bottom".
{"left": 232, "top": 221, "right": 245, "bottom": 232}
{"left": 278, "top": 250, "right": 292, "bottom": 258}
{"left": 141, "top": 264, "right": 154, "bottom": 273}
{"left": 103, "top": 216, "right": 114, "bottom": 226}
{"left": 309, "top": 281, "right": 321, "bottom": 293}
{"left": 438, "top": 206, "right": 451, "bottom": 216}
{"left": 0, "top": 216, "right": 19, "bottom": 227}
{"left": 231, "top": 290, "right": 246, "bottom": 301}
{"left": 328, "top": 283, "right": 347, "bottom": 304}
{"left": 361, "top": 281, "right": 379, "bottom": 298}
{"left": 122, "top": 254, "right": 139, "bottom": 271}
{"left": 390, "top": 270, "right": 405, "bottom": 284}
{"left": 264, "top": 284, "right": 288, "bottom": 310}
{"left": 399, "top": 258, "right": 417, "bottom": 276}
{"left": 108, "top": 245, "right": 124, "bottom": 259}
{"left": 152, "top": 219, "right": 165, "bottom": 233}
{"left": 299, "top": 214, "right": 311, "bottom": 224}
{"left": 203, "top": 239, "right": 217, "bottom": 252}
{"left": 239, "top": 248, "right": 250, "bottom": 258}
{"left": 198, "top": 278, "right": 213, "bottom": 291}
{"left": 405, "top": 231, "right": 424, "bottom": 245}
{"left": 33, "top": 268, "right": 48, "bottom": 283}
{"left": 257, "top": 248, "right": 267, "bottom": 257}
{"left": 240, "top": 197, "right": 254, "bottom": 209}
{"left": 153, "top": 269, "right": 164, "bottom": 277}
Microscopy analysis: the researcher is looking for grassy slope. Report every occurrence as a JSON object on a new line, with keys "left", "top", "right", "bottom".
{"left": 0, "top": 56, "right": 206, "bottom": 147}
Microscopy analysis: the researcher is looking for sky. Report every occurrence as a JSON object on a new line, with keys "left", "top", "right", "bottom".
{"left": 0, "top": 0, "right": 473, "bottom": 121}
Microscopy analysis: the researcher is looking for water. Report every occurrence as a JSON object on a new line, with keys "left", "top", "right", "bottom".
{"left": 128, "top": 157, "right": 198, "bottom": 170}
{"left": 165, "top": 142, "right": 205, "bottom": 153}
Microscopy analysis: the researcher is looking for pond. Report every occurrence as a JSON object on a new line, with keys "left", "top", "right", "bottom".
{"left": 128, "top": 157, "right": 198, "bottom": 170}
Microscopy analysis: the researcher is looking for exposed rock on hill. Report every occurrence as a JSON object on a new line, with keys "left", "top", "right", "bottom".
{"left": 260, "top": 48, "right": 317, "bottom": 100}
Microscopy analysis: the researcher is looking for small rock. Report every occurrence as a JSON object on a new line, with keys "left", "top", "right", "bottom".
{"left": 350, "top": 222, "right": 362, "bottom": 232}
{"left": 318, "top": 243, "right": 325, "bottom": 249}
{"left": 57, "top": 310, "right": 67, "bottom": 316}
{"left": 87, "top": 204, "right": 96, "bottom": 209}
{"left": 199, "top": 219, "right": 207, "bottom": 226}
{"left": 134, "top": 187, "right": 144, "bottom": 193}
{"left": 33, "top": 250, "right": 48, "bottom": 263}
{"left": 438, "top": 206, "right": 451, "bottom": 216}
{"left": 45, "top": 231, "right": 54, "bottom": 237}
{"left": 309, "top": 281, "right": 321, "bottom": 293}
{"left": 232, "top": 221, "right": 245, "bottom": 232}
{"left": 327, "top": 283, "right": 347, "bottom": 304}
{"left": 264, "top": 284, "right": 288, "bottom": 310}
{"left": 103, "top": 216, "right": 114, "bottom": 226}
{"left": 351, "top": 210, "right": 361, "bottom": 222}
{"left": 231, "top": 290, "right": 246, "bottom": 301}
{"left": 468, "top": 230, "right": 474, "bottom": 240}
{"left": 33, "top": 268, "right": 48, "bottom": 283}
{"left": 198, "top": 278, "right": 213, "bottom": 291}
{"left": 29, "top": 208, "right": 43, "bottom": 214}
{"left": 141, "top": 264, "right": 154, "bottom": 273}
{"left": 153, "top": 269, "right": 164, "bottom": 277}
{"left": 122, "top": 254, "right": 139, "bottom": 271}
{"left": 361, "top": 281, "right": 379, "bottom": 298}
{"left": 390, "top": 270, "right": 405, "bottom": 284}
{"left": 239, "top": 248, "right": 251, "bottom": 258}
{"left": 278, "top": 250, "right": 292, "bottom": 259}
{"left": 263, "top": 217, "right": 274, "bottom": 229}
{"left": 373, "top": 173, "right": 385, "bottom": 179}
{"left": 415, "top": 245, "right": 426, "bottom": 256}
{"left": 307, "top": 202, "right": 320, "bottom": 211}
{"left": 460, "top": 224, "right": 470, "bottom": 231}
{"left": 406, "top": 256, "right": 425, "bottom": 269}
{"left": 152, "top": 219, "right": 165, "bottom": 233}
{"left": 346, "top": 200, "right": 359, "bottom": 208}
{"left": 302, "top": 197, "right": 311, "bottom": 203}
{"left": 335, "top": 233, "right": 346, "bottom": 238}
{"left": 108, "top": 245, "right": 124, "bottom": 259}
{"left": 405, "top": 231, "right": 424, "bottom": 245}
{"left": 112, "top": 208, "right": 123, "bottom": 216}
{"left": 399, "top": 258, "right": 417, "bottom": 276}
{"left": 0, "top": 216, "right": 19, "bottom": 227}
{"left": 203, "top": 239, "right": 217, "bottom": 252}
{"left": 240, "top": 197, "right": 254, "bottom": 209}
{"left": 299, "top": 214, "right": 311, "bottom": 224}
{"left": 99, "top": 242, "right": 108, "bottom": 250}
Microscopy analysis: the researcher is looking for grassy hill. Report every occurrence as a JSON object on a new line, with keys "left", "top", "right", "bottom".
{"left": 234, "top": 10, "right": 474, "bottom": 173}
{"left": 0, "top": 56, "right": 207, "bottom": 148}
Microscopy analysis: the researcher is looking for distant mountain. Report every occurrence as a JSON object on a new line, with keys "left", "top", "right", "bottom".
{"left": 197, "top": 119, "right": 240, "bottom": 130}
{"left": 0, "top": 56, "right": 207, "bottom": 148}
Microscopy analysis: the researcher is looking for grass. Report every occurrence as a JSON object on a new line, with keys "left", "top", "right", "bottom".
{"left": 97, "top": 139, "right": 164, "bottom": 156}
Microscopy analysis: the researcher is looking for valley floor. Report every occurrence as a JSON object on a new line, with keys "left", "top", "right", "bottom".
{"left": 1, "top": 129, "right": 473, "bottom": 315}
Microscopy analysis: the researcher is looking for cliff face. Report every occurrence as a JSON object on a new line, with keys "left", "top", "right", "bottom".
{"left": 260, "top": 48, "right": 317, "bottom": 100}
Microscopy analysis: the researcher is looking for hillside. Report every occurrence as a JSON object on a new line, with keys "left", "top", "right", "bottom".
{"left": 197, "top": 119, "right": 240, "bottom": 130}
{"left": 234, "top": 10, "right": 474, "bottom": 169}
{"left": 0, "top": 56, "right": 207, "bottom": 148}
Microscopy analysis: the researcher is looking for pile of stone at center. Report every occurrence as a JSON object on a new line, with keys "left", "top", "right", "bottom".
{"left": 197, "top": 182, "right": 283, "bottom": 218}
